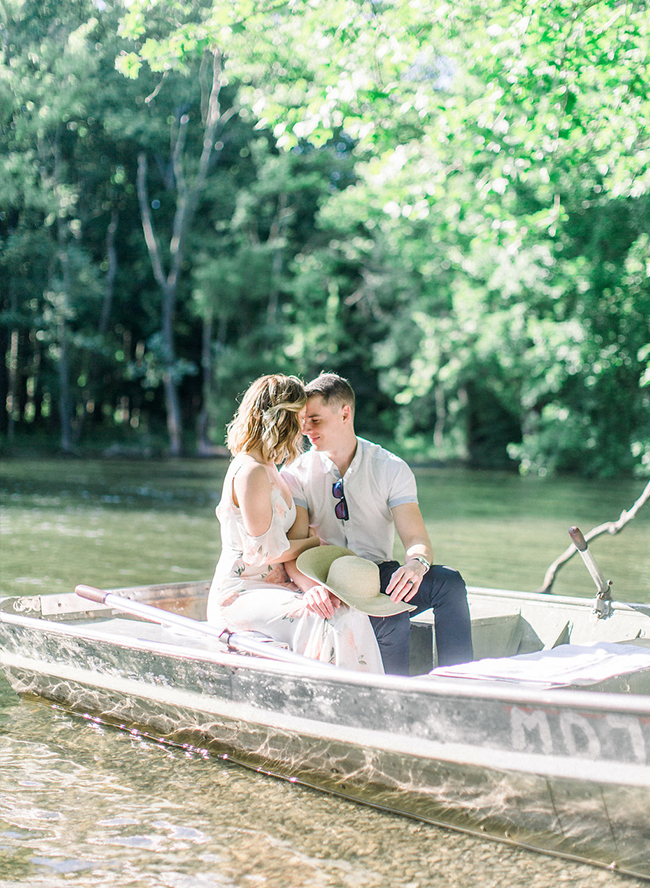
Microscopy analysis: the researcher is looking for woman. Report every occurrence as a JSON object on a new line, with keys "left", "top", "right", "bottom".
{"left": 207, "top": 374, "right": 383, "bottom": 672}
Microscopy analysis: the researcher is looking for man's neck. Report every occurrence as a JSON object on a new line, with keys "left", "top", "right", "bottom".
{"left": 324, "top": 435, "right": 358, "bottom": 477}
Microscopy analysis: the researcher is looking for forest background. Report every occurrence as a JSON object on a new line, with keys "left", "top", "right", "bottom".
{"left": 1, "top": 0, "right": 649, "bottom": 478}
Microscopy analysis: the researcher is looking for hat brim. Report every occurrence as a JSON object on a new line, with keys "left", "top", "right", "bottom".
{"left": 336, "top": 589, "right": 416, "bottom": 617}
{"left": 296, "top": 546, "right": 416, "bottom": 617}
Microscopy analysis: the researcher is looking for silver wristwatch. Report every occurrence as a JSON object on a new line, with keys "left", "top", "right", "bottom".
{"left": 411, "top": 555, "right": 430, "bottom": 572}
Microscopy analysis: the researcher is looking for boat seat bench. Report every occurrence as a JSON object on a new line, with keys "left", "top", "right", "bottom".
{"left": 409, "top": 603, "right": 571, "bottom": 675}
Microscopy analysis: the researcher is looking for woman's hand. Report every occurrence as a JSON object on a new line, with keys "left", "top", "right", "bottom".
{"left": 302, "top": 584, "right": 340, "bottom": 619}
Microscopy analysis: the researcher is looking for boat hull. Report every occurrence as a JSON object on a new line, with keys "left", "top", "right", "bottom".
{"left": 1, "top": 607, "right": 650, "bottom": 880}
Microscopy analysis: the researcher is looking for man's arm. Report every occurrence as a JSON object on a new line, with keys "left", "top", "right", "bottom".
{"left": 385, "top": 502, "right": 434, "bottom": 602}
{"left": 285, "top": 505, "right": 340, "bottom": 618}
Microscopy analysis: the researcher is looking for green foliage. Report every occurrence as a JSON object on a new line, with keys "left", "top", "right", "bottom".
{"left": 1, "top": 0, "right": 649, "bottom": 476}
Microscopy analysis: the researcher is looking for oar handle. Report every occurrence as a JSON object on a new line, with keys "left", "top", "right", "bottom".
{"left": 567, "top": 526, "right": 612, "bottom": 611}
{"left": 73, "top": 583, "right": 327, "bottom": 668}
{"left": 568, "top": 526, "right": 587, "bottom": 551}
{"left": 75, "top": 584, "right": 109, "bottom": 605}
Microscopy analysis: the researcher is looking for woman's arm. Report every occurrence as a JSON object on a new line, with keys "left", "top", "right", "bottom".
{"left": 284, "top": 506, "right": 317, "bottom": 589}
{"left": 268, "top": 533, "right": 319, "bottom": 565}
{"left": 284, "top": 506, "right": 339, "bottom": 618}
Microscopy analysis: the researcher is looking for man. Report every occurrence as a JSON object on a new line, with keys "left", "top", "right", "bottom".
{"left": 282, "top": 372, "right": 473, "bottom": 675}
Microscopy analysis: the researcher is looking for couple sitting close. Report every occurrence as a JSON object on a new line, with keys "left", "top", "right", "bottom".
{"left": 206, "top": 372, "right": 473, "bottom": 675}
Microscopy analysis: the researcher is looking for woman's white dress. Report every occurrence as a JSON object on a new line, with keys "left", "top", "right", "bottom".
{"left": 207, "top": 457, "right": 383, "bottom": 673}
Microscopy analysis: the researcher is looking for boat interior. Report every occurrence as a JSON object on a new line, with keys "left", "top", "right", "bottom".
{"left": 4, "top": 580, "right": 650, "bottom": 693}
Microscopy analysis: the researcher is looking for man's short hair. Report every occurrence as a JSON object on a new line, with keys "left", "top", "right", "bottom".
{"left": 305, "top": 372, "right": 355, "bottom": 413}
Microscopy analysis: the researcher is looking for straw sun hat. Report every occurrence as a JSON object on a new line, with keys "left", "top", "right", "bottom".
{"left": 296, "top": 546, "right": 416, "bottom": 617}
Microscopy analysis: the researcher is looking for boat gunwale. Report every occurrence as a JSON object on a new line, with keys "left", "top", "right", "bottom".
{"left": 3, "top": 601, "right": 650, "bottom": 718}
{"left": 466, "top": 584, "right": 650, "bottom": 613}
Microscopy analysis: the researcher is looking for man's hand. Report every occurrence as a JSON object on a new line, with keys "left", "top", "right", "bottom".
{"left": 385, "top": 558, "right": 427, "bottom": 603}
{"left": 302, "top": 584, "right": 341, "bottom": 619}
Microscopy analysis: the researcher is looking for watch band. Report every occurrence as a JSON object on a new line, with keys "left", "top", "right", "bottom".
{"left": 411, "top": 555, "right": 430, "bottom": 572}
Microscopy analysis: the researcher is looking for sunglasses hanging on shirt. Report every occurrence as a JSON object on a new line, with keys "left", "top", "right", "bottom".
{"left": 332, "top": 479, "right": 349, "bottom": 521}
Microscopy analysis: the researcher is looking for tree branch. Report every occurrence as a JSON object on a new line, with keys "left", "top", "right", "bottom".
{"left": 145, "top": 70, "right": 170, "bottom": 105}
{"left": 168, "top": 48, "right": 227, "bottom": 289}
{"left": 136, "top": 151, "right": 168, "bottom": 291}
{"left": 171, "top": 110, "right": 189, "bottom": 198}
{"left": 538, "top": 478, "right": 650, "bottom": 593}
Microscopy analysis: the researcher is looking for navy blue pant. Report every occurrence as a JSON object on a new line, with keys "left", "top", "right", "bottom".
{"left": 370, "top": 561, "right": 473, "bottom": 675}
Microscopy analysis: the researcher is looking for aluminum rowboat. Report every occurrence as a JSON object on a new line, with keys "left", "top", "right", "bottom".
{"left": 2, "top": 580, "right": 650, "bottom": 879}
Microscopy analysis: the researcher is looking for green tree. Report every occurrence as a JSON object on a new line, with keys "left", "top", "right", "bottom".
{"left": 0, "top": 2, "right": 108, "bottom": 450}
{"left": 191, "top": 135, "right": 359, "bottom": 446}
{"left": 3, "top": 0, "right": 650, "bottom": 475}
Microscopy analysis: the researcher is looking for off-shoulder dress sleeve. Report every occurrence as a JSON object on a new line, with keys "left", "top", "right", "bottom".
{"left": 238, "top": 517, "right": 290, "bottom": 565}
{"left": 235, "top": 489, "right": 295, "bottom": 566}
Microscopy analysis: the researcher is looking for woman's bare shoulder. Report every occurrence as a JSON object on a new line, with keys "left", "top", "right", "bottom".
{"left": 232, "top": 456, "right": 272, "bottom": 500}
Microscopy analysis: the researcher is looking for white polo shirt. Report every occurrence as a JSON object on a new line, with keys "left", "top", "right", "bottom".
{"left": 281, "top": 437, "right": 418, "bottom": 563}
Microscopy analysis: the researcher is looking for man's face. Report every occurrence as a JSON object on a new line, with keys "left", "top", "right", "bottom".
{"left": 301, "top": 396, "right": 349, "bottom": 451}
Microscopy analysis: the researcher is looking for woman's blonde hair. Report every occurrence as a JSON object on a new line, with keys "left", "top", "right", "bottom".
{"left": 226, "top": 374, "right": 306, "bottom": 464}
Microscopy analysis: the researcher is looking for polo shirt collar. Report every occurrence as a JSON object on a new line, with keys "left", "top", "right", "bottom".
{"left": 315, "top": 437, "right": 365, "bottom": 478}
{"left": 317, "top": 450, "right": 338, "bottom": 475}
{"left": 345, "top": 437, "right": 365, "bottom": 477}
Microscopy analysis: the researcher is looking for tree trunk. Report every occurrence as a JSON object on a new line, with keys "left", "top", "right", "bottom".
{"left": 99, "top": 207, "right": 119, "bottom": 336}
{"left": 75, "top": 208, "right": 120, "bottom": 445}
{"left": 196, "top": 303, "right": 213, "bottom": 453}
{"left": 161, "top": 328, "right": 184, "bottom": 457}
{"left": 137, "top": 151, "right": 183, "bottom": 456}
{"left": 433, "top": 384, "right": 446, "bottom": 449}
{"left": 6, "top": 285, "right": 18, "bottom": 442}
{"left": 57, "top": 316, "right": 73, "bottom": 452}
{"left": 54, "top": 129, "right": 74, "bottom": 453}
{"left": 136, "top": 49, "right": 232, "bottom": 457}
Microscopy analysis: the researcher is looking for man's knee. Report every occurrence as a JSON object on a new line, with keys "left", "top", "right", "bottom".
{"left": 436, "top": 565, "right": 466, "bottom": 590}
{"left": 416, "top": 565, "right": 467, "bottom": 611}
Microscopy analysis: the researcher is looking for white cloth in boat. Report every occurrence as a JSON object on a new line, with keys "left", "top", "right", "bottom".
{"left": 206, "top": 456, "right": 384, "bottom": 673}
{"left": 428, "top": 642, "right": 650, "bottom": 688}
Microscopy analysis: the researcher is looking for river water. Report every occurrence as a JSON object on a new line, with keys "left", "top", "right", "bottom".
{"left": 1, "top": 457, "right": 650, "bottom": 887}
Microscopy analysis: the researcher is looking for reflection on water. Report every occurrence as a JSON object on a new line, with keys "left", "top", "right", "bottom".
{"left": 0, "top": 677, "right": 641, "bottom": 888}
{"left": 1, "top": 459, "right": 224, "bottom": 596}
{"left": 1, "top": 458, "right": 650, "bottom": 886}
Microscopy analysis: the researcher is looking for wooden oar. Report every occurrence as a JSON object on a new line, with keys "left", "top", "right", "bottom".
{"left": 75, "top": 584, "right": 321, "bottom": 667}
{"left": 568, "top": 527, "right": 613, "bottom": 618}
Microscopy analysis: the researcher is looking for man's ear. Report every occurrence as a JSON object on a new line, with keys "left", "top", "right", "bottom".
{"left": 340, "top": 404, "right": 352, "bottom": 424}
